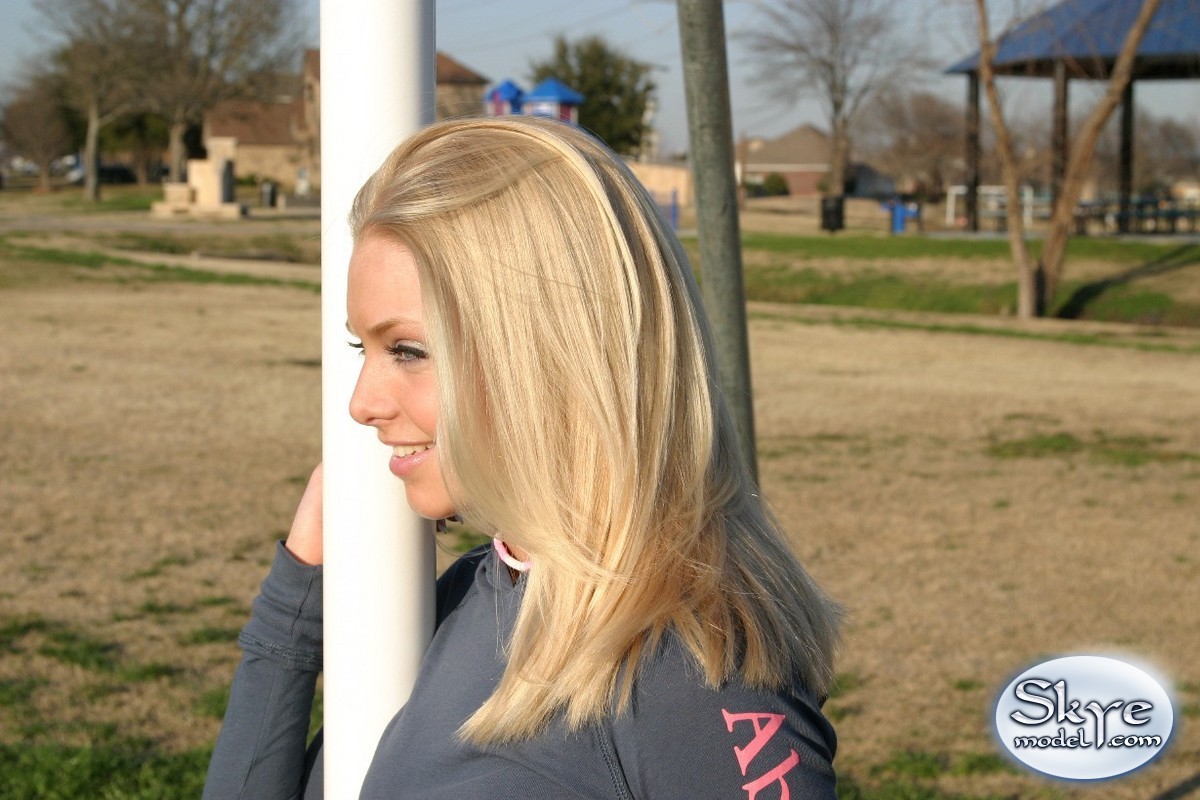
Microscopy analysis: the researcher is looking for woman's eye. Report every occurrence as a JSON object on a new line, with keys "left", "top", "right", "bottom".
{"left": 348, "top": 339, "right": 365, "bottom": 357}
{"left": 388, "top": 342, "right": 428, "bottom": 364}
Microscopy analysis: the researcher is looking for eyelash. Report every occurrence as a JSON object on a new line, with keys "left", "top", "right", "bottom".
{"left": 347, "top": 340, "right": 428, "bottom": 365}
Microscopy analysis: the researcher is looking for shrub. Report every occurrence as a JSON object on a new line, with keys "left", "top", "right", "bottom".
{"left": 761, "top": 172, "right": 790, "bottom": 196}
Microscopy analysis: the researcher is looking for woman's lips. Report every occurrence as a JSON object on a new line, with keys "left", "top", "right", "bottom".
{"left": 388, "top": 443, "right": 434, "bottom": 478}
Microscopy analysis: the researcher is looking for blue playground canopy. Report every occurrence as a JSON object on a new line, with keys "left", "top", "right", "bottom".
{"left": 525, "top": 77, "right": 585, "bottom": 105}
{"left": 946, "top": 0, "right": 1200, "bottom": 78}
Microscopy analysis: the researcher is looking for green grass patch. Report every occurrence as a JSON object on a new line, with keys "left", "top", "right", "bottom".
{"left": 952, "top": 679, "right": 984, "bottom": 692}
{"left": 734, "top": 231, "right": 1188, "bottom": 266}
{"left": 872, "top": 750, "right": 948, "bottom": 779}
{"left": 837, "top": 774, "right": 1010, "bottom": 799}
{"left": 0, "top": 239, "right": 319, "bottom": 293}
{"left": 987, "top": 430, "right": 1200, "bottom": 465}
{"left": 0, "top": 242, "right": 109, "bottom": 269}
{"left": 133, "top": 261, "right": 318, "bottom": 292}
{"left": 128, "top": 555, "right": 192, "bottom": 580}
{"left": 0, "top": 742, "right": 210, "bottom": 799}
{"left": 309, "top": 686, "right": 323, "bottom": 744}
{"left": 708, "top": 233, "right": 1200, "bottom": 326}
{"left": 750, "top": 309, "right": 1200, "bottom": 355}
{"left": 440, "top": 521, "right": 491, "bottom": 555}
{"left": 182, "top": 626, "right": 241, "bottom": 646}
{"left": 950, "top": 752, "right": 1015, "bottom": 776}
{"left": 1, "top": 616, "right": 182, "bottom": 686}
{"left": 58, "top": 188, "right": 159, "bottom": 213}
{"left": 119, "top": 662, "right": 182, "bottom": 682}
{"left": 987, "top": 432, "right": 1085, "bottom": 459}
{"left": 136, "top": 600, "right": 194, "bottom": 616}
{"left": 196, "top": 687, "right": 229, "bottom": 720}
{"left": 741, "top": 265, "right": 1015, "bottom": 315}
{"left": 828, "top": 671, "right": 865, "bottom": 701}
{"left": 740, "top": 232, "right": 1012, "bottom": 261}
{"left": 197, "top": 595, "right": 238, "bottom": 608}
{"left": 738, "top": 264, "right": 1200, "bottom": 326}
{"left": 0, "top": 678, "right": 44, "bottom": 709}
{"left": 0, "top": 616, "right": 51, "bottom": 652}
{"left": 38, "top": 628, "right": 122, "bottom": 673}
{"left": 1054, "top": 280, "right": 1200, "bottom": 328}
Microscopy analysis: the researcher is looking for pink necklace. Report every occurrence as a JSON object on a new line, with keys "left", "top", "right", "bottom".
{"left": 492, "top": 538, "right": 532, "bottom": 572}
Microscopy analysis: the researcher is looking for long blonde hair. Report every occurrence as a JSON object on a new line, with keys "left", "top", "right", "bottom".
{"left": 350, "top": 116, "right": 840, "bottom": 743}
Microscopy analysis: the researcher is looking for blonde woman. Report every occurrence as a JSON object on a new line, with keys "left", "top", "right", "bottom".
{"left": 204, "top": 116, "right": 841, "bottom": 799}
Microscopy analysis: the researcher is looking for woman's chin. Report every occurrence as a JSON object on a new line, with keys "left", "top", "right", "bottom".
{"left": 403, "top": 487, "right": 456, "bottom": 522}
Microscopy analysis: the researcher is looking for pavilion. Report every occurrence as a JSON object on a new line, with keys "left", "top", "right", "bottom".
{"left": 946, "top": 0, "right": 1200, "bottom": 232}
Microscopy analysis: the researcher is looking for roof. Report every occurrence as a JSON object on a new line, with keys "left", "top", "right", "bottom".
{"left": 946, "top": 0, "right": 1200, "bottom": 79}
{"left": 297, "top": 50, "right": 487, "bottom": 86}
{"left": 743, "top": 125, "right": 831, "bottom": 169}
{"left": 436, "top": 52, "right": 488, "bottom": 85}
{"left": 487, "top": 79, "right": 524, "bottom": 103}
{"left": 525, "top": 77, "right": 584, "bottom": 104}
{"left": 207, "top": 100, "right": 296, "bottom": 146}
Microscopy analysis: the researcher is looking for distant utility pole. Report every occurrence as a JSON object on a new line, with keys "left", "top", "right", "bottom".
{"left": 676, "top": 0, "right": 758, "bottom": 480}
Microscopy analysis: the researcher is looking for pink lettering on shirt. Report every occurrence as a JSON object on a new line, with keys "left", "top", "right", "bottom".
{"left": 722, "top": 709, "right": 800, "bottom": 799}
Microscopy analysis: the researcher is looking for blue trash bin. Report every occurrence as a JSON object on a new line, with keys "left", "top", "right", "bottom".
{"left": 883, "top": 199, "right": 920, "bottom": 234}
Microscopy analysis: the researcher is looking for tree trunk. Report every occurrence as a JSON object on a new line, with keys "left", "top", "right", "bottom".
{"left": 974, "top": 0, "right": 1035, "bottom": 317}
{"left": 84, "top": 99, "right": 101, "bottom": 203}
{"left": 1037, "top": 0, "right": 1161, "bottom": 312}
{"left": 38, "top": 166, "right": 53, "bottom": 193}
{"left": 828, "top": 118, "right": 849, "bottom": 195}
{"left": 168, "top": 114, "right": 188, "bottom": 183}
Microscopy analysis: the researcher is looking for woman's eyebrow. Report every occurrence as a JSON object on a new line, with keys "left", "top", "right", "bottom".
{"left": 346, "top": 317, "right": 422, "bottom": 338}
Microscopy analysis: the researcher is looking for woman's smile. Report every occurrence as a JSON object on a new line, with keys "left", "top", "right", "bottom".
{"left": 388, "top": 442, "right": 436, "bottom": 479}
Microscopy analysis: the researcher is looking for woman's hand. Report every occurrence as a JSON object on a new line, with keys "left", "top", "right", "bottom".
{"left": 285, "top": 463, "right": 323, "bottom": 566}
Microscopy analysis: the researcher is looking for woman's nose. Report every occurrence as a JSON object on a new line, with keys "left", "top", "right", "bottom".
{"left": 349, "top": 361, "right": 389, "bottom": 427}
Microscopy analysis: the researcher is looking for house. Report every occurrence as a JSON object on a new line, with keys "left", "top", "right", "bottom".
{"left": 739, "top": 125, "right": 833, "bottom": 197}
{"left": 203, "top": 50, "right": 488, "bottom": 193}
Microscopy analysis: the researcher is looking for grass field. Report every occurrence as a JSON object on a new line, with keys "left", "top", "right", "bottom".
{"left": 1, "top": 188, "right": 1198, "bottom": 798}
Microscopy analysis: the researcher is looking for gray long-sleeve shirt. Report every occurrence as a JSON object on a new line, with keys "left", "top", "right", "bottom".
{"left": 204, "top": 543, "right": 837, "bottom": 798}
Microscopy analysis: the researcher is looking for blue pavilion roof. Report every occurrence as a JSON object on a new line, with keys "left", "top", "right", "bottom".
{"left": 946, "top": 0, "right": 1200, "bottom": 79}
{"left": 525, "top": 77, "right": 584, "bottom": 104}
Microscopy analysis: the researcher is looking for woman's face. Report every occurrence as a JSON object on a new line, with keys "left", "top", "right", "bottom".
{"left": 347, "top": 234, "right": 454, "bottom": 520}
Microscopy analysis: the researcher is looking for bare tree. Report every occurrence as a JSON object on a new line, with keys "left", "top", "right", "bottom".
{"left": 857, "top": 90, "right": 963, "bottom": 198}
{"left": 0, "top": 71, "right": 74, "bottom": 192}
{"left": 1132, "top": 113, "right": 1200, "bottom": 194}
{"left": 36, "top": 0, "right": 142, "bottom": 201}
{"left": 741, "top": 0, "right": 927, "bottom": 196}
{"left": 131, "top": 0, "right": 302, "bottom": 181}
{"left": 975, "top": 0, "right": 1162, "bottom": 317}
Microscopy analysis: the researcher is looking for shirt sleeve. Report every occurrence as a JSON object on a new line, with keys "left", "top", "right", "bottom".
{"left": 203, "top": 541, "right": 325, "bottom": 800}
{"left": 610, "top": 640, "right": 838, "bottom": 800}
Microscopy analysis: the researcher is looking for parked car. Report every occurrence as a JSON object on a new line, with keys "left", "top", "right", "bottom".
{"left": 67, "top": 165, "right": 138, "bottom": 185}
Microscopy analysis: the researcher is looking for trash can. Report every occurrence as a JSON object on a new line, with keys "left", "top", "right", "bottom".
{"left": 260, "top": 180, "right": 277, "bottom": 208}
{"left": 820, "top": 195, "right": 845, "bottom": 233}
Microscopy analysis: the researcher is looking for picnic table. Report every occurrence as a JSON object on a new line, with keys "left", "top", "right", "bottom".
{"left": 1074, "top": 199, "right": 1200, "bottom": 235}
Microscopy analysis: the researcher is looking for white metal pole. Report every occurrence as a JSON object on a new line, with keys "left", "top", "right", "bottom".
{"left": 319, "top": 2, "right": 436, "bottom": 797}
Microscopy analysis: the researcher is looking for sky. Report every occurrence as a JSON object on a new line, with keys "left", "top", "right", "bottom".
{"left": 1, "top": 0, "right": 1197, "bottom": 157}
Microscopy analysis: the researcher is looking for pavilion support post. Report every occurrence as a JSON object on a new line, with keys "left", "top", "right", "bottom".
{"left": 1051, "top": 60, "right": 1069, "bottom": 209}
{"left": 1118, "top": 81, "right": 1134, "bottom": 234}
{"left": 965, "top": 72, "right": 981, "bottom": 232}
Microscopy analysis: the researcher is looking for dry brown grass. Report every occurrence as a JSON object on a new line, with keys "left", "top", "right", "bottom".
{"left": 1, "top": 208, "right": 1197, "bottom": 797}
